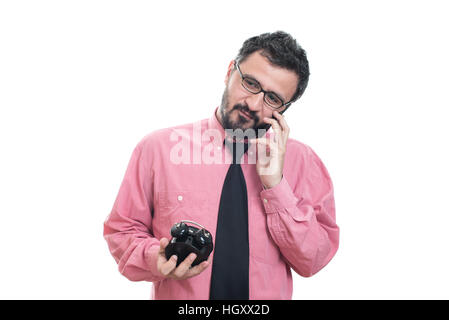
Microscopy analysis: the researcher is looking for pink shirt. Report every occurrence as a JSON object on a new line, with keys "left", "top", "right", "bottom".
{"left": 103, "top": 107, "right": 339, "bottom": 300}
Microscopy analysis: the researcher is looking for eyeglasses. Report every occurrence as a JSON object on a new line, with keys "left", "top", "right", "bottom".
{"left": 235, "top": 62, "right": 292, "bottom": 110}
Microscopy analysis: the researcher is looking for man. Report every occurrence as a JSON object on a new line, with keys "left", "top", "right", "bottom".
{"left": 103, "top": 31, "right": 339, "bottom": 299}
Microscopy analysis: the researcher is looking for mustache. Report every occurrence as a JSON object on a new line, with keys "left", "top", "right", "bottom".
{"left": 234, "top": 104, "right": 257, "bottom": 120}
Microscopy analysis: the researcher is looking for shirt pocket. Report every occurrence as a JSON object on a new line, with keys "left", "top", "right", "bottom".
{"left": 152, "top": 191, "right": 215, "bottom": 239}
{"left": 248, "top": 195, "right": 282, "bottom": 265}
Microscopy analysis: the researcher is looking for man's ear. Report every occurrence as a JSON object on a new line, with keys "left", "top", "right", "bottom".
{"left": 224, "top": 60, "right": 235, "bottom": 84}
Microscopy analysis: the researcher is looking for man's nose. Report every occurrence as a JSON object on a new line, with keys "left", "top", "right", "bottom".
{"left": 245, "top": 92, "right": 264, "bottom": 112}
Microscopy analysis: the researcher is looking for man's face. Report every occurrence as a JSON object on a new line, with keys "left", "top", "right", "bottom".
{"left": 218, "top": 51, "right": 298, "bottom": 136}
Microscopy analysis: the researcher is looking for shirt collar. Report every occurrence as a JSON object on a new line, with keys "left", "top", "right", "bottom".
{"left": 208, "top": 106, "right": 227, "bottom": 149}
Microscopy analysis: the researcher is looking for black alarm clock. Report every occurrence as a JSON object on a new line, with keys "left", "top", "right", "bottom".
{"left": 165, "top": 220, "right": 214, "bottom": 267}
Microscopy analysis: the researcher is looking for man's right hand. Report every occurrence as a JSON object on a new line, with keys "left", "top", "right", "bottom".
{"left": 157, "top": 237, "right": 210, "bottom": 280}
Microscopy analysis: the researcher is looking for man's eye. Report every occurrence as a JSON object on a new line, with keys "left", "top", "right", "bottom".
{"left": 244, "top": 79, "right": 259, "bottom": 89}
{"left": 267, "top": 93, "right": 281, "bottom": 104}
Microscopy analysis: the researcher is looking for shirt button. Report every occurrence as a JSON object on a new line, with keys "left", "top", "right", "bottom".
{"left": 177, "top": 195, "right": 183, "bottom": 201}
{"left": 217, "top": 146, "right": 221, "bottom": 150}
{"left": 263, "top": 198, "right": 268, "bottom": 203}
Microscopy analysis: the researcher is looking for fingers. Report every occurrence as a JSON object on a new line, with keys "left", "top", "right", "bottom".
{"left": 263, "top": 111, "right": 289, "bottom": 143}
{"left": 171, "top": 253, "right": 198, "bottom": 279}
{"left": 272, "top": 110, "right": 290, "bottom": 133}
{"left": 157, "top": 238, "right": 210, "bottom": 280}
{"left": 161, "top": 252, "right": 211, "bottom": 280}
{"left": 183, "top": 260, "right": 210, "bottom": 278}
{"left": 263, "top": 117, "right": 281, "bottom": 135}
{"left": 249, "top": 136, "right": 280, "bottom": 156}
{"left": 157, "top": 237, "right": 178, "bottom": 276}
{"left": 249, "top": 111, "right": 287, "bottom": 151}
{"left": 159, "top": 254, "right": 178, "bottom": 277}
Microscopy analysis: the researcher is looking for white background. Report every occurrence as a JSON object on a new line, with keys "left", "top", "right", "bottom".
{"left": 1, "top": 0, "right": 448, "bottom": 299}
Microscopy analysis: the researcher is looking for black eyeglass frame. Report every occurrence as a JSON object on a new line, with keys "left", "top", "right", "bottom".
{"left": 235, "top": 62, "right": 293, "bottom": 110}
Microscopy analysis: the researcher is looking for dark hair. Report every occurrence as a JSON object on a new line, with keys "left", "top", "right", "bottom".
{"left": 235, "top": 31, "right": 310, "bottom": 103}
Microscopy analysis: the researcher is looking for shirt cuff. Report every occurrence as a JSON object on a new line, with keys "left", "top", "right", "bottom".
{"left": 259, "top": 176, "right": 299, "bottom": 214}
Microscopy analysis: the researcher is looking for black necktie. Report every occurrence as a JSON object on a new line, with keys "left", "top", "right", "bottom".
{"left": 209, "top": 140, "right": 250, "bottom": 300}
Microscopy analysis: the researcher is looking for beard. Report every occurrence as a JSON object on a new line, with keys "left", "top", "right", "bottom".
{"left": 219, "top": 86, "right": 271, "bottom": 138}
